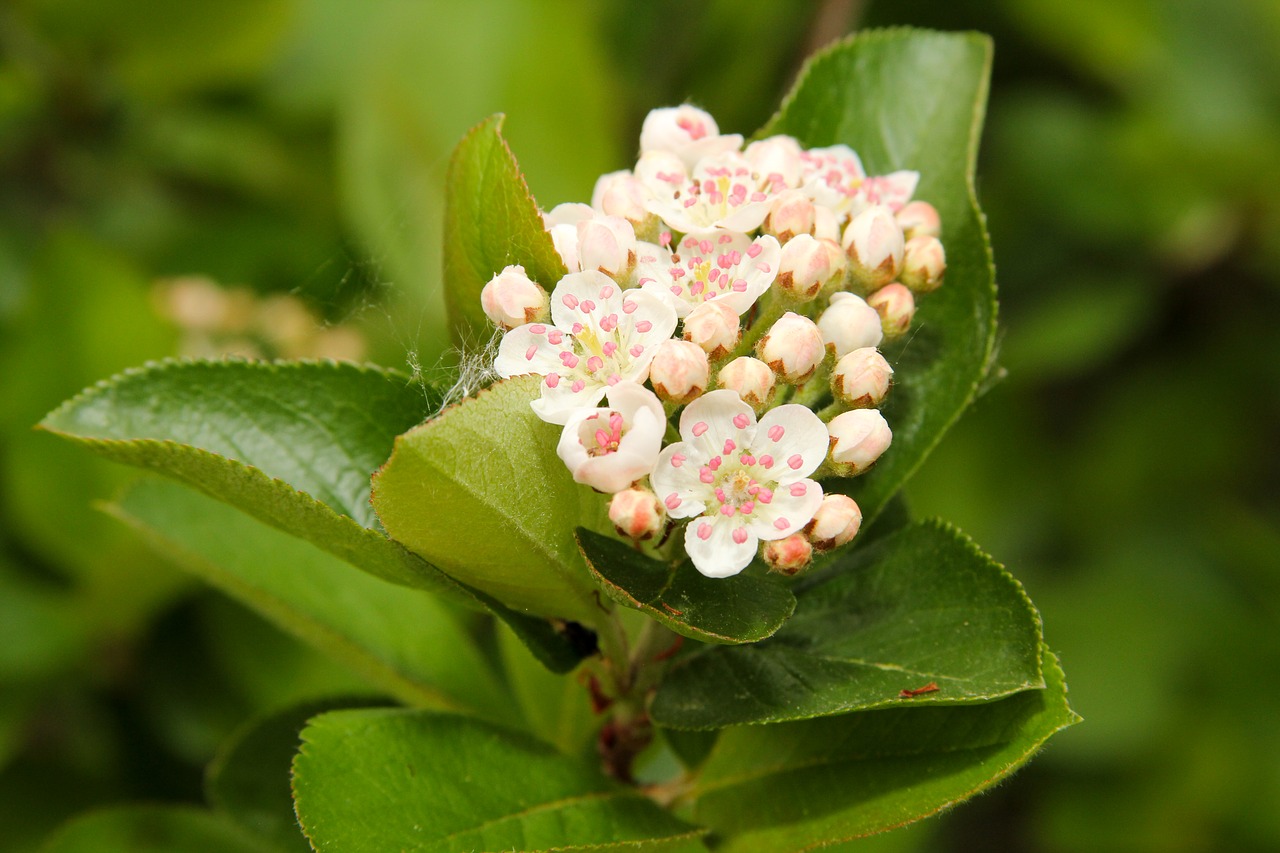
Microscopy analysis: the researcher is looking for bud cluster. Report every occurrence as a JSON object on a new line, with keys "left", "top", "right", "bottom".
{"left": 480, "top": 105, "right": 950, "bottom": 579}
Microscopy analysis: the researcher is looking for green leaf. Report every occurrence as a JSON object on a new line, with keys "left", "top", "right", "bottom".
{"left": 443, "top": 114, "right": 568, "bottom": 350}
{"left": 108, "top": 478, "right": 513, "bottom": 719}
{"left": 42, "top": 806, "right": 280, "bottom": 853}
{"left": 577, "top": 529, "right": 796, "bottom": 645}
{"left": 292, "top": 709, "right": 706, "bottom": 852}
{"left": 688, "top": 651, "right": 1079, "bottom": 851}
{"left": 372, "top": 375, "right": 608, "bottom": 623}
{"left": 760, "top": 29, "right": 998, "bottom": 523}
{"left": 650, "top": 521, "right": 1043, "bottom": 729}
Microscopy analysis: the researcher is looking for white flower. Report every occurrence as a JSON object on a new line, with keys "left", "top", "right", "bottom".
{"left": 853, "top": 171, "right": 919, "bottom": 216}
{"left": 556, "top": 382, "right": 666, "bottom": 493}
{"left": 652, "top": 390, "right": 828, "bottom": 578}
{"left": 743, "top": 135, "right": 804, "bottom": 190}
{"left": 828, "top": 408, "right": 893, "bottom": 475}
{"left": 799, "top": 144, "right": 866, "bottom": 218}
{"left": 642, "top": 151, "right": 775, "bottom": 234}
{"left": 634, "top": 231, "right": 780, "bottom": 318}
{"left": 494, "top": 270, "right": 677, "bottom": 424}
{"left": 543, "top": 205, "right": 637, "bottom": 280}
{"left": 639, "top": 105, "right": 743, "bottom": 169}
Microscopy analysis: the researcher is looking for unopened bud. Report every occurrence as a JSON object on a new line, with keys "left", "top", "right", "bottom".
{"left": 639, "top": 105, "right": 742, "bottom": 168}
{"left": 813, "top": 204, "right": 841, "bottom": 242}
{"left": 763, "top": 190, "right": 815, "bottom": 243}
{"left": 649, "top": 339, "right": 709, "bottom": 404}
{"left": 716, "top": 356, "right": 776, "bottom": 411}
{"left": 577, "top": 215, "right": 637, "bottom": 280}
{"left": 817, "top": 292, "right": 883, "bottom": 358}
{"left": 895, "top": 200, "right": 941, "bottom": 240}
{"left": 480, "top": 265, "right": 549, "bottom": 329}
{"left": 900, "top": 235, "right": 946, "bottom": 293}
{"left": 805, "top": 494, "right": 862, "bottom": 551}
{"left": 867, "top": 283, "right": 915, "bottom": 338}
{"left": 744, "top": 135, "right": 803, "bottom": 188}
{"left": 827, "top": 409, "right": 892, "bottom": 476}
{"left": 763, "top": 533, "right": 813, "bottom": 575}
{"left": 592, "top": 171, "right": 650, "bottom": 227}
{"left": 609, "top": 487, "right": 666, "bottom": 541}
{"left": 757, "top": 312, "right": 824, "bottom": 384}
{"left": 831, "top": 347, "right": 893, "bottom": 408}
{"left": 682, "top": 300, "right": 740, "bottom": 359}
{"left": 842, "top": 205, "right": 904, "bottom": 291}
{"left": 776, "top": 234, "right": 832, "bottom": 301}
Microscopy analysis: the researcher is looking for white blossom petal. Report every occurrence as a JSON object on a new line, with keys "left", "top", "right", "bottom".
{"left": 684, "top": 516, "right": 757, "bottom": 578}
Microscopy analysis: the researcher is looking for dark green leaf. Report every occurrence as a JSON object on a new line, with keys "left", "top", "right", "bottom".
{"left": 651, "top": 521, "right": 1043, "bottom": 729}
{"left": 578, "top": 528, "right": 795, "bottom": 645}
{"left": 42, "top": 806, "right": 280, "bottom": 853}
{"left": 688, "top": 651, "right": 1079, "bottom": 851}
{"left": 443, "top": 114, "right": 568, "bottom": 349}
{"left": 761, "top": 29, "right": 998, "bottom": 523}
{"left": 292, "top": 709, "right": 706, "bottom": 852}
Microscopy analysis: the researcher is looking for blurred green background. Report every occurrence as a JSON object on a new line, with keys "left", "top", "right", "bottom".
{"left": 2, "top": 0, "right": 1277, "bottom": 850}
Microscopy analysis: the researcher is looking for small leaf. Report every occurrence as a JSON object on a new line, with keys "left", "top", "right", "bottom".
{"left": 443, "top": 114, "right": 568, "bottom": 349}
{"left": 42, "top": 806, "right": 280, "bottom": 853}
{"left": 109, "top": 478, "right": 513, "bottom": 719}
{"left": 650, "top": 521, "right": 1044, "bottom": 729}
{"left": 688, "top": 651, "right": 1079, "bottom": 851}
{"left": 577, "top": 528, "right": 796, "bottom": 645}
{"left": 372, "top": 375, "right": 608, "bottom": 623}
{"left": 291, "top": 709, "right": 706, "bottom": 852}
{"left": 760, "top": 29, "right": 998, "bottom": 523}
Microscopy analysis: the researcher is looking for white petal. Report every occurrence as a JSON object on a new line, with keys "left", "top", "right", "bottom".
{"left": 531, "top": 380, "right": 606, "bottom": 425}
{"left": 614, "top": 290, "right": 678, "bottom": 381}
{"left": 550, "top": 270, "right": 624, "bottom": 330}
{"left": 677, "top": 389, "right": 757, "bottom": 461}
{"left": 748, "top": 478, "right": 824, "bottom": 541}
{"left": 684, "top": 515, "right": 757, "bottom": 578}
{"left": 715, "top": 234, "right": 780, "bottom": 315}
{"left": 652, "top": 442, "right": 709, "bottom": 520}
{"left": 754, "top": 404, "right": 829, "bottom": 480}
{"left": 494, "top": 324, "right": 571, "bottom": 378}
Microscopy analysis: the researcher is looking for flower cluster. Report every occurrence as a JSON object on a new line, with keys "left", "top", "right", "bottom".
{"left": 481, "top": 105, "right": 947, "bottom": 578}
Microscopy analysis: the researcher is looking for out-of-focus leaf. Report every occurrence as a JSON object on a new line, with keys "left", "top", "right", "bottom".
{"left": 41, "top": 806, "right": 279, "bottom": 853}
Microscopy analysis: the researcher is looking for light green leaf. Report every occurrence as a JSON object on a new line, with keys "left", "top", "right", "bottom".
{"left": 650, "top": 521, "right": 1043, "bottom": 729}
{"left": 372, "top": 375, "right": 608, "bottom": 623}
{"left": 760, "top": 29, "right": 998, "bottom": 523}
{"left": 578, "top": 529, "right": 796, "bottom": 645}
{"left": 443, "top": 114, "right": 568, "bottom": 350}
{"left": 108, "top": 478, "right": 512, "bottom": 719}
{"left": 292, "top": 709, "right": 706, "bottom": 852}
{"left": 41, "top": 806, "right": 280, "bottom": 853}
{"left": 688, "top": 652, "right": 1079, "bottom": 851}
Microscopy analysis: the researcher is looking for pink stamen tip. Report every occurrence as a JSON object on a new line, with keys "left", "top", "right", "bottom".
{"left": 572, "top": 322, "right": 584, "bottom": 334}
{"left": 602, "top": 342, "right": 618, "bottom": 356}
{"left": 629, "top": 344, "right": 644, "bottom": 357}
{"left": 671, "top": 268, "right": 686, "bottom": 279}
{"left": 599, "top": 285, "right": 614, "bottom": 299}
{"left": 718, "top": 234, "right": 733, "bottom": 244}
{"left": 788, "top": 454, "right": 804, "bottom": 470}
{"left": 622, "top": 300, "right": 638, "bottom": 314}
{"left": 747, "top": 484, "right": 760, "bottom": 495}
{"left": 759, "top": 489, "right": 774, "bottom": 504}
{"left": 768, "top": 425, "right": 785, "bottom": 441}
{"left": 741, "top": 501, "right": 755, "bottom": 514}
{"left": 636, "top": 320, "right": 653, "bottom": 333}
{"left": 740, "top": 454, "right": 755, "bottom": 466}
{"left": 586, "top": 356, "right": 604, "bottom": 373}
{"left": 720, "top": 505, "right": 736, "bottom": 517}
{"left": 700, "top": 468, "right": 715, "bottom": 484}
{"left": 714, "top": 488, "right": 727, "bottom": 503}
{"left": 639, "top": 277, "right": 654, "bottom": 287}
{"left": 660, "top": 231, "right": 672, "bottom": 247}
{"left": 732, "top": 279, "right": 748, "bottom": 292}
{"left": 760, "top": 455, "right": 774, "bottom": 468}
{"left": 747, "top": 244, "right": 763, "bottom": 258}
{"left": 708, "top": 456, "right": 722, "bottom": 470}
{"left": 563, "top": 294, "right": 579, "bottom": 309}
{"left": 692, "top": 422, "right": 709, "bottom": 437}
{"left": 699, "top": 240, "right": 713, "bottom": 255}
{"left": 717, "top": 254, "right": 733, "bottom": 269}
{"left": 560, "top": 352, "right": 579, "bottom": 368}
{"left": 708, "top": 268, "right": 720, "bottom": 283}
{"left": 529, "top": 324, "right": 546, "bottom": 334}
{"left": 684, "top": 197, "right": 697, "bottom": 208}
{"left": 698, "top": 522, "right": 713, "bottom": 541}
{"left": 730, "top": 250, "right": 742, "bottom": 264}
{"left": 599, "top": 314, "right": 618, "bottom": 332}
{"left": 606, "top": 373, "right": 621, "bottom": 385}
{"left": 751, "top": 192, "right": 768, "bottom": 202}
{"left": 683, "top": 237, "right": 698, "bottom": 249}
{"left": 723, "top": 439, "right": 736, "bottom": 454}
{"left": 790, "top": 483, "right": 807, "bottom": 496}
{"left": 756, "top": 263, "right": 772, "bottom": 274}
{"left": 670, "top": 286, "right": 683, "bottom": 296}
{"left": 545, "top": 373, "right": 560, "bottom": 388}
{"left": 525, "top": 345, "right": 537, "bottom": 361}
{"left": 732, "top": 528, "right": 748, "bottom": 544}
{"left": 732, "top": 413, "right": 750, "bottom": 429}
{"left": 581, "top": 299, "right": 596, "bottom": 313}
{"left": 773, "top": 518, "right": 790, "bottom": 531}
{"left": 665, "top": 493, "right": 681, "bottom": 510}
{"left": 595, "top": 429, "right": 611, "bottom": 448}
{"left": 671, "top": 453, "right": 686, "bottom": 468}
{"left": 547, "top": 330, "right": 564, "bottom": 345}
{"left": 571, "top": 380, "right": 586, "bottom": 393}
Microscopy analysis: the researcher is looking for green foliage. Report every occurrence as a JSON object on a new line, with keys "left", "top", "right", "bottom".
{"left": 42, "top": 806, "right": 279, "bottom": 853}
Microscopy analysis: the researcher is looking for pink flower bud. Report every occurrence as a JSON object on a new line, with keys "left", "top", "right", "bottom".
{"left": 776, "top": 234, "right": 832, "bottom": 302}
{"left": 649, "top": 339, "right": 710, "bottom": 405}
{"left": 827, "top": 409, "right": 892, "bottom": 476}
{"left": 763, "top": 533, "right": 813, "bottom": 576}
{"left": 480, "top": 265, "right": 549, "bottom": 329}
{"left": 609, "top": 487, "right": 666, "bottom": 541}
{"left": 591, "top": 170, "right": 650, "bottom": 226}
{"left": 757, "top": 312, "right": 824, "bottom": 384}
{"left": 805, "top": 494, "right": 862, "bottom": 551}
{"left": 867, "top": 283, "right": 916, "bottom": 338}
{"left": 682, "top": 300, "right": 740, "bottom": 359}
{"left": 831, "top": 347, "right": 893, "bottom": 408}
{"left": 744, "top": 135, "right": 804, "bottom": 188}
{"left": 817, "top": 292, "right": 883, "bottom": 358}
{"left": 896, "top": 200, "right": 941, "bottom": 240}
{"left": 715, "top": 356, "right": 776, "bottom": 411}
{"left": 577, "top": 215, "right": 637, "bottom": 280}
{"left": 842, "top": 205, "right": 904, "bottom": 291}
{"left": 900, "top": 235, "right": 946, "bottom": 293}
{"left": 639, "top": 105, "right": 742, "bottom": 168}
{"left": 763, "top": 190, "right": 815, "bottom": 243}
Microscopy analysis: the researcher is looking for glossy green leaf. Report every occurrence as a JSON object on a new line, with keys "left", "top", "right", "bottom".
{"left": 651, "top": 521, "right": 1043, "bottom": 729}
{"left": 688, "top": 652, "right": 1079, "bottom": 851}
{"left": 372, "top": 375, "right": 608, "bottom": 623}
{"left": 578, "top": 529, "right": 795, "bottom": 645}
{"left": 292, "top": 709, "right": 706, "bottom": 852}
{"left": 42, "top": 806, "right": 279, "bottom": 853}
{"left": 108, "top": 478, "right": 512, "bottom": 719}
{"left": 760, "top": 29, "right": 998, "bottom": 523}
{"left": 443, "top": 114, "right": 568, "bottom": 349}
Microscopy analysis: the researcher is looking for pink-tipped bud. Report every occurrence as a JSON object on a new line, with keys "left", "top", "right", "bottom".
{"left": 832, "top": 347, "right": 893, "bottom": 408}
{"left": 716, "top": 356, "right": 776, "bottom": 411}
{"left": 805, "top": 494, "right": 862, "bottom": 551}
{"left": 867, "top": 283, "right": 915, "bottom": 338}
{"left": 842, "top": 205, "right": 904, "bottom": 291}
{"left": 900, "top": 235, "right": 946, "bottom": 293}
{"left": 480, "top": 265, "right": 549, "bottom": 329}
{"left": 757, "top": 312, "right": 824, "bottom": 384}
{"left": 813, "top": 204, "right": 841, "bottom": 242}
{"left": 682, "top": 300, "right": 740, "bottom": 359}
{"left": 592, "top": 171, "right": 650, "bottom": 228}
{"left": 639, "top": 105, "right": 742, "bottom": 168}
{"left": 763, "top": 190, "right": 816, "bottom": 243}
{"left": 827, "top": 409, "right": 892, "bottom": 476}
{"left": 763, "top": 533, "right": 813, "bottom": 576}
{"left": 649, "top": 339, "right": 710, "bottom": 405}
{"left": 577, "top": 215, "right": 637, "bottom": 280}
{"left": 609, "top": 487, "right": 666, "bottom": 541}
{"left": 744, "top": 135, "right": 804, "bottom": 188}
{"left": 817, "top": 292, "right": 883, "bottom": 358}
{"left": 896, "top": 200, "right": 941, "bottom": 240}
{"left": 776, "top": 234, "right": 832, "bottom": 302}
